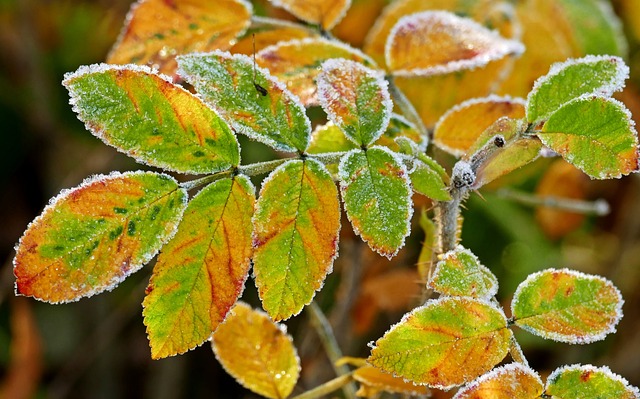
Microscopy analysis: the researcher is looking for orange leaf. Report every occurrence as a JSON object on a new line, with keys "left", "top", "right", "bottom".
{"left": 107, "top": 0, "right": 252, "bottom": 74}
{"left": 212, "top": 302, "right": 300, "bottom": 399}
{"left": 385, "top": 11, "right": 523, "bottom": 77}
{"left": 453, "top": 363, "right": 544, "bottom": 399}
{"left": 270, "top": 0, "right": 351, "bottom": 30}
{"left": 256, "top": 38, "right": 376, "bottom": 106}
{"left": 434, "top": 96, "right": 526, "bottom": 156}
{"left": 354, "top": 365, "right": 431, "bottom": 397}
{"left": 333, "top": 0, "right": 386, "bottom": 47}
{"left": 230, "top": 16, "right": 318, "bottom": 55}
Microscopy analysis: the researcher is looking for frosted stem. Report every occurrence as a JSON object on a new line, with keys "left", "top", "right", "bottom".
{"left": 290, "top": 373, "right": 355, "bottom": 399}
{"left": 497, "top": 188, "right": 610, "bottom": 215}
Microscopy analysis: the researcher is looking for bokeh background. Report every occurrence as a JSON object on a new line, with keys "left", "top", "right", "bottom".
{"left": 1, "top": 0, "right": 639, "bottom": 398}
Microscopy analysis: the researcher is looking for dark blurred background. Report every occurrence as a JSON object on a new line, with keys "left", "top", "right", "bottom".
{"left": 1, "top": 0, "right": 639, "bottom": 398}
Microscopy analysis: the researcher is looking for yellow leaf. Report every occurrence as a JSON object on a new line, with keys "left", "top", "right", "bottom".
{"left": 270, "top": 0, "right": 351, "bottom": 30}
{"left": 212, "top": 302, "right": 300, "bottom": 399}
{"left": 453, "top": 363, "right": 544, "bottom": 399}
{"left": 230, "top": 16, "right": 318, "bottom": 55}
{"left": 354, "top": 365, "right": 431, "bottom": 397}
{"left": 107, "top": 0, "right": 252, "bottom": 74}
{"left": 333, "top": 0, "right": 386, "bottom": 47}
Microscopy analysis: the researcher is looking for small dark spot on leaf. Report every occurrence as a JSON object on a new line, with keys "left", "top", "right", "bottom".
{"left": 128, "top": 221, "right": 136, "bottom": 236}
{"left": 109, "top": 226, "right": 124, "bottom": 240}
{"left": 114, "top": 207, "right": 128, "bottom": 214}
{"left": 193, "top": 150, "right": 205, "bottom": 157}
{"left": 153, "top": 33, "right": 165, "bottom": 40}
{"left": 580, "top": 370, "right": 593, "bottom": 382}
{"left": 494, "top": 136, "right": 505, "bottom": 147}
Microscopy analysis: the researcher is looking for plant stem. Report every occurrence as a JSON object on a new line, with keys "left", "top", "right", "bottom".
{"left": 238, "top": 158, "right": 291, "bottom": 176}
{"left": 290, "top": 373, "right": 355, "bottom": 399}
{"left": 496, "top": 188, "right": 610, "bottom": 216}
{"left": 387, "top": 75, "right": 430, "bottom": 144}
{"left": 307, "top": 302, "right": 357, "bottom": 399}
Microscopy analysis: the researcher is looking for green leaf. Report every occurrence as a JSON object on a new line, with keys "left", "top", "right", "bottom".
{"left": 14, "top": 172, "right": 187, "bottom": 303}
{"left": 544, "top": 364, "right": 639, "bottom": 399}
{"left": 511, "top": 268, "right": 623, "bottom": 344}
{"left": 368, "top": 297, "right": 511, "bottom": 389}
{"left": 428, "top": 245, "right": 498, "bottom": 300}
{"left": 253, "top": 159, "right": 341, "bottom": 321}
{"left": 339, "top": 147, "right": 412, "bottom": 258}
{"left": 307, "top": 122, "right": 357, "bottom": 154}
{"left": 410, "top": 154, "right": 451, "bottom": 201}
{"left": 178, "top": 51, "right": 311, "bottom": 153}
{"left": 526, "top": 55, "right": 629, "bottom": 124}
{"left": 143, "top": 176, "right": 255, "bottom": 359}
{"left": 538, "top": 97, "right": 639, "bottom": 179}
{"left": 63, "top": 64, "right": 240, "bottom": 174}
{"left": 453, "top": 363, "right": 544, "bottom": 399}
{"left": 212, "top": 302, "right": 300, "bottom": 399}
{"left": 317, "top": 58, "right": 392, "bottom": 146}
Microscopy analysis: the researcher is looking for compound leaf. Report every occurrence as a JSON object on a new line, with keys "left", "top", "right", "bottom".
{"left": 143, "top": 176, "right": 255, "bottom": 359}
{"left": 317, "top": 59, "right": 392, "bottom": 146}
{"left": 544, "top": 364, "right": 639, "bottom": 399}
{"left": 453, "top": 363, "right": 544, "bottom": 399}
{"left": 339, "top": 147, "right": 412, "bottom": 259}
{"left": 108, "top": 0, "right": 252, "bottom": 74}
{"left": 256, "top": 38, "right": 376, "bottom": 106}
{"left": 512, "top": 269, "right": 623, "bottom": 344}
{"left": 270, "top": 0, "right": 351, "bottom": 30}
{"left": 354, "top": 365, "right": 431, "bottom": 398}
{"left": 428, "top": 245, "right": 498, "bottom": 300}
{"left": 526, "top": 55, "right": 628, "bottom": 124}
{"left": 385, "top": 11, "right": 524, "bottom": 77}
{"left": 63, "top": 64, "right": 240, "bottom": 174}
{"left": 538, "top": 97, "right": 639, "bottom": 179}
{"left": 434, "top": 96, "right": 526, "bottom": 156}
{"left": 14, "top": 172, "right": 187, "bottom": 303}
{"left": 253, "top": 159, "right": 341, "bottom": 321}
{"left": 212, "top": 302, "right": 300, "bottom": 399}
{"left": 178, "top": 51, "right": 311, "bottom": 153}
{"left": 368, "top": 297, "right": 511, "bottom": 389}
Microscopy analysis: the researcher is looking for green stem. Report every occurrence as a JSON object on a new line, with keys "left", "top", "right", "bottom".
{"left": 290, "top": 373, "right": 355, "bottom": 399}
{"left": 179, "top": 170, "right": 233, "bottom": 191}
{"left": 387, "top": 75, "right": 429, "bottom": 144}
{"left": 496, "top": 188, "right": 610, "bottom": 216}
{"left": 307, "top": 302, "right": 357, "bottom": 399}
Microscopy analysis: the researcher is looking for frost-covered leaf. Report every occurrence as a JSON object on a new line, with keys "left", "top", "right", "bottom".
{"left": 538, "top": 97, "right": 639, "bottom": 179}
{"left": 453, "top": 363, "right": 544, "bottom": 399}
{"left": 143, "top": 176, "right": 255, "bottom": 359}
{"left": 178, "top": 51, "right": 311, "bottom": 153}
{"left": 339, "top": 147, "right": 412, "bottom": 259}
{"left": 410, "top": 155, "right": 451, "bottom": 201}
{"left": 385, "top": 11, "right": 524, "bottom": 77}
{"left": 212, "top": 302, "right": 300, "bottom": 399}
{"left": 354, "top": 365, "right": 431, "bottom": 398}
{"left": 434, "top": 96, "right": 526, "bottom": 156}
{"left": 63, "top": 64, "right": 240, "bottom": 174}
{"left": 231, "top": 16, "right": 318, "bottom": 55}
{"left": 469, "top": 118, "right": 542, "bottom": 189}
{"left": 368, "top": 297, "right": 511, "bottom": 389}
{"left": 377, "top": 114, "right": 424, "bottom": 151}
{"left": 527, "top": 55, "right": 629, "bottom": 124}
{"left": 107, "top": 0, "right": 252, "bottom": 74}
{"left": 544, "top": 364, "right": 639, "bottom": 399}
{"left": 256, "top": 38, "right": 376, "bottom": 106}
{"left": 14, "top": 172, "right": 187, "bottom": 303}
{"left": 253, "top": 159, "right": 340, "bottom": 321}
{"left": 270, "top": 0, "right": 351, "bottom": 30}
{"left": 511, "top": 269, "right": 623, "bottom": 344}
{"left": 428, "top": 245, "right": 498, "bottom": 300}
{"left": 317, "top": 59, "right": 392, "bottom": 146}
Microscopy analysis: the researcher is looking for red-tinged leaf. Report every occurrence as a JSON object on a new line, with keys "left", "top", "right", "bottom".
{"left": 339, "top": 147, "right": 413, "bottom": 259}
{"left": 256, "top": 38, "right": 376, "bottom": 106}
{"left": 453, "top": 363, "right": 544, "bottom": 399}
{"left": 368, "top": 297, "right": 512, "bottom": 389}
{"left": 178, "top": 51, "right": 311, "bottom": 153}
{"left": 270, "top": 0, "right": 351, "bottom": 30}
{"left": 511, "top": 269, "right": 623, "bottom": 344}
{"left": 63, "top": 64, "right": 240, "bottom": 174}
{"left": 230, "top": 16, "right": 319, "bottom": 55}
{"left": 544, "top": 364, "right": 640, "bottom": 399}
{"left": 212, "top": 302, "right": 300, "bottom": 399}
{"left": 317, "top": 59, "right": 392, "bottom": 146}
{"left": 108, "top": 0, "right": 252, "bottom": 74}
{"left": 434, "top": 96, "right": 526, "bottom": 156}
{"left": 253, "top": 159, "right": 341, "bottom": 321}
{"left": 143, "top": 176, "right": 255, "bottom": 359}
{"left": 354, "top": 365, "right": 431, "bottom": 398}
{"left": 385, "top": 11, "right": 524, "bottom": 77}
{"left": 14, "top": 172, "right": 187, "bottom": 303}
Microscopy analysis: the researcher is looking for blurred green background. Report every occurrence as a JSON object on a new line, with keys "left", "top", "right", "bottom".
{"left": 1, "top": 0, "right": 639, "bottom": 398}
